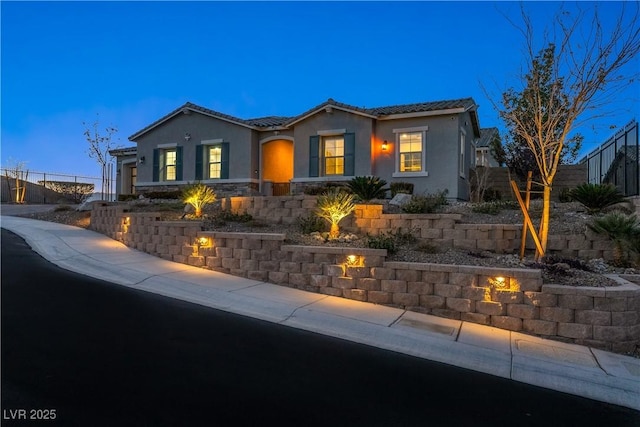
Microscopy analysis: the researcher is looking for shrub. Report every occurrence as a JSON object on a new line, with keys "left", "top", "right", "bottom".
{"left": 390, "top": 182, "right": 414, "bottom": 197}
{"left": 558, "top": 187, "right": 573, "bottom": 203}
{"left": 588, "top": 212, "right": 640, "bottom": 267}
{"left": 181, "top": 182, "right": 217, "bottom": 218}
{"left": 142, "top": 190, "right": 182, "bottom": 200}
{"left": 296, "top": 214, "right": 326, "bottom": 234}
{"left": 118, "top": 194, "right": 138, "bottom": 202}
{"left": 54, "top": 204, "right": 73, "bottom": 212}
{"left": 347, "top": 176, "right": 388, "bottom": 202}
{"left": 401, "top": 190, "right": 448, "bottom": 214}
{"left": 366, "top": 232, "right": 397, "bottom": 254}
{"left": 472, "top": 200, "right": 518, "bottom": 215}
{"left": 316, "top": 188, "right": 356, "bottom": 239}
{"left": 482, "top": 188, "right": 502, "bottom": 202}
{"left": 569, "top": 183, "right": 626, "bottom": 214}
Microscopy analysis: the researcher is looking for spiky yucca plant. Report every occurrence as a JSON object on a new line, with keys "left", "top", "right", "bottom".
{"left": 316, "top": 188, "right": 355, "bottom": 239}
{"left": 569, "top": 183, "right": 627, "bottom": 214}
{"left": 347, "top": 176, "right": 387, "bottom": 202}
{"left": 181, "top": 182, "right": 217, "bottom": 218}
{"left": 588, "top": 212, "right": 640, "bottom": 266}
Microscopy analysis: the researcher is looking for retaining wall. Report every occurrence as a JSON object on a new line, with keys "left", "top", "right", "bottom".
{"left": 91, "top": 204, "right": 639, "bottom": 353}
{"left": 223, "top": 196, "right": 616, "bottom": 260}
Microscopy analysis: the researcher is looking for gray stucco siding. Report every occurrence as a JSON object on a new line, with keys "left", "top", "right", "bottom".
{"left": 133, "top": 111, "right": 257, "bottom": 183}
{"left": 292, "top": 109, "right": 374, "bottom": 179}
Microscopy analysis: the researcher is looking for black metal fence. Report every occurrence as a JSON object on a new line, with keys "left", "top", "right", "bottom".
{"left": 582, "top": 119, "right": 639, "bottom": 196}
{"left": 1, "top": 169, "right": 106, "bottom": 204}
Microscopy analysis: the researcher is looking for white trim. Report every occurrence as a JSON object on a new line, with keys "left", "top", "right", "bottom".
{"left": 392, "top": 172, "right": 429, "bottom": 178}
{"left": 378, "top": 108, "right": 465, "bottom": 120}
{"left": 122, "top": 159, "right": 137, "bottom": 165}
{"left": 460, "top": 128, "right": 467, "bottom": 178}
{"left": 317, "top": 128, "right": 346, "bottom": 136}
{"left": 392, "top": 125, "right": 429, "bottom": 133}
{"left": 201, "top": 138, "right": 224, "bottom": 145}
{"left": 290, "top": 176, "right": 354, "bottom": 183}
{"left": 259, "top": 135, "right": 294, "bottom": 144}
{"left": 158, "top": 143, "right": 177, "bottom": 148}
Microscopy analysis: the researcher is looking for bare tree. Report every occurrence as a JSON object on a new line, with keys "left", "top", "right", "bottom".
{"left": 497, "top": 3, "right": 639, "bottom": 259}
{"left": 4, "top": 159, "right": 28, "bottom": 203}
{"left": 83, "top": 114, "right": 118, "bottom": 201}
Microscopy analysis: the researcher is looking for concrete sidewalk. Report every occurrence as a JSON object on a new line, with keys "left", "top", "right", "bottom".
{"left": 1, "top": 214, "right": 639, "bottom": 411}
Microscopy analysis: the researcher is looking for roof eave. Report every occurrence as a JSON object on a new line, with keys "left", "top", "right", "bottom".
{"left": 377, "top": 107, "right": 466, "bottom": 120}
{"left": 128, "top": 104, "right": 259, "bottom": 141}
{"left": 286, "top": 104, "right": 377, "bottom": 127}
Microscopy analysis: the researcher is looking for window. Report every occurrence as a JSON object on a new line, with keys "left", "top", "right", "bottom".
{"left": 130, "top": 166, "right": 137, "bottom": 194}
{"left": 208, "top": 145, "right": 222, "bottom": 179}
{"left": 399, "top": 132, "right": 423, "bottom": 172}
{"left": 324, "top": 136, "right": 344, "bottom": 175}
{"left": 476, "top": 148, "right": 489, "bottom": 167}
{"left": 164, "top": 149, "right": 177, "bottom": 181}
{"left": 152, "top": 146, "right": 182, "bottom": 182}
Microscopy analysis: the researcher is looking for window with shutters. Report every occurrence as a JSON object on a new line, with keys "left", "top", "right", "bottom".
{"left": 323, "top": 136, "right": 344, "bottom": 176}
{"left": 208, "top": 145, "right": 222, "bottom": 179}
{"left": 163, "top": 149, "right": 177, "bottom": 181}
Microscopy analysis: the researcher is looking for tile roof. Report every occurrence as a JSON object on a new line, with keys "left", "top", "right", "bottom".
{"left": 476, "top": 127, "right": 500, "bottom": 147}
{"left": 366, "top": 97, "right": 477, "bottom": 116}
{"left": 129, "top": 97, "right": 481, "bottom": 140}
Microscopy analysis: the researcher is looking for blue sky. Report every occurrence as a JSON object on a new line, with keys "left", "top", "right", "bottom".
{"left": 1, "top": 1, "right": 638, "bottom": 178}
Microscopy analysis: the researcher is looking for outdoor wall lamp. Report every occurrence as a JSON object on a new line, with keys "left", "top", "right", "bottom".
{"left": 139, "top": 156, "right": 146, "bottom": 165}
{"left": 184, "top": 133, "right": 191, "bottom": 141}
{"left": 381, "top": 140, "right": 389, "bottom": 151}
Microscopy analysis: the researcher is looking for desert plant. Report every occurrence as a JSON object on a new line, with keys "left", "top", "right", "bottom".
{"left": 315, "top": 188, "right": 355, "bottom": 239}
{"left": 390, "top": 182, "right": 414, "bottom": 197}
{"left": 181, "top": 182, "right": 217, "bottom": 218}
{"left": 588, "top": 212, "right": 640, "bottom": 267}
{"left": 472, "top": 200, "right": 518, "bottom": 215}
{"left": 569, "top": 183, "right": 627, "bottom": 214}
{"left": 347, "top": 176, "right": 388, "bottom": 202}
{"left": 366, "top": 232, "right": 397, "bottom": 254}
{"left": 401, "top": 190, "right": 448, "bottom": 214}
{"left": 296, "top": 214, "right": 326, "bottom": 234}
{"left": 558, "top": 187, "right": 573, "bottom": 203}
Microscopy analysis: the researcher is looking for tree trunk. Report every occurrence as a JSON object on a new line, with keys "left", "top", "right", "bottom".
{"left": 195, "top": 207, "right": 202, "bottom": 218}
{"left": 537, "top": 184, "right": 551, "bottom": 261}
{"left": 329, "top": 223, "right": 340, "bottom": 239}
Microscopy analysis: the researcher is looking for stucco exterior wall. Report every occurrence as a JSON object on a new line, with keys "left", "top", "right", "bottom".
{"left": 292, "top": 109, "right": 374, "bottom": 180}
{"left": 134, "top": 111, "right": 257, "bottom": 184}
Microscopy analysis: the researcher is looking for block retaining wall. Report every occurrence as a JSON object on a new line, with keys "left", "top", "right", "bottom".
{"left": 91, "top": 204, "right": 639, "bottom": 353}
{"left": 223, "top": 196, "right": 616, "bottom": 261}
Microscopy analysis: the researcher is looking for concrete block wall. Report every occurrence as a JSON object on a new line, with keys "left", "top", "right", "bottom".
{"left": 223, "top": 196, "right": 615, "bottom": 260}
{"left": 90, "top": 204, "right": 639, "bottom": 353}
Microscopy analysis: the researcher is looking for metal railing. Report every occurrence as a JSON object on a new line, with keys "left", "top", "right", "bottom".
{"left": 0, "top": 169, "right": 107, "bottom": 204}
{"left": 581, "top": 119, "right": 639, "bottom": 196}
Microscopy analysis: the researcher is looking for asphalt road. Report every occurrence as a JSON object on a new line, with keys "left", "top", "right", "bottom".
{"left": 2, "top": 228, "right": 639, "bottom": 427}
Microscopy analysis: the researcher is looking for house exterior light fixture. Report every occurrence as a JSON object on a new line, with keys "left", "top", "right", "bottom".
{"left": 139, "top": 156, "right": 146, "bottom": 165}
{"left": 381, "top": 140, "right": 389, "bottom": 151}
{"left": 488, "top": 276, "right": 507, "bottom": 289}
{"left": 184, "top": 133, "right": 191, "bottom": 141}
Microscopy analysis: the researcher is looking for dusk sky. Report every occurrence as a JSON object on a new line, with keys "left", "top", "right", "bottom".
{"left": 2, "top": 1, "right": 638, "bottom": 179}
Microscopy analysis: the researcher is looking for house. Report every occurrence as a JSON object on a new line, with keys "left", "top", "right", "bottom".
{"left": 475, "top": 127, "right": 501, "bottom": 167}
{"left": 111, "top": 97, "right": 482, "bottom": 200}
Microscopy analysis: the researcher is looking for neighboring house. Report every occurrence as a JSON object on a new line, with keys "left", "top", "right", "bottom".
{"left": 475, "top": 127, "right": 501, "bottom": 167}
{"left": 111, "top": 97, "right": 482, "bottom": 200}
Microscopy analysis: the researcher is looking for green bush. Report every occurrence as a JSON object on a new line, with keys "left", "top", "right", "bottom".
{"left": 390, "top": 182, "right": 414, "bottom": 197}
{"left": 588, "top": 212, "right": 640, "bottom": 266}
{"left": 569, "top": 183, "right": 626, "bottom": 214}
{"left": 366, "top": 232, "right": 397, "bottom": 254}
{"left": 558, "top": 187, "right": 573, "bottom": 203}
{"left": 347, "top": 176, "right": 388, "bottom": 202}
{"left": 296, "top": 214, "right": 326, "bottom": 234}
{"left": 118, "top": 194, "right": 138, "bottom": 202}
{"left": 401, "top": 190, "right": 448, "bottom": 214}
{"left": 482, "top": 188, "right": 502, "bottom": 202}
{"left": 142, "top": 190, "right": 182, "bottom": 200}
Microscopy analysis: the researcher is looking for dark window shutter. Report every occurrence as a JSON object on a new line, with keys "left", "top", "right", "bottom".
{"left": 344, "top": 133, "right": 355, "bottom": 176}
{"left": 176, "top": 146, "right": 183, "bottom": 181}
{"left": 195, "top": 146, "right": 203, "bottom": 180}
{"left": 220, "top": 142, "right": 230, "bottom": 179}
{"left": 152, "top": 149, "right": 160, "bottom": 182}
{"left": 309, "top": 135, "right": 320, "bottom": 177}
